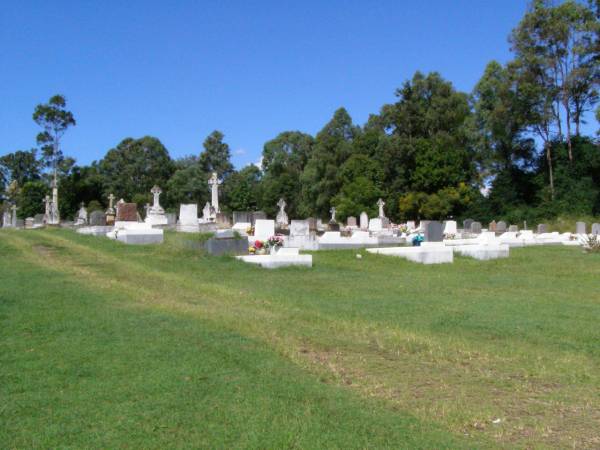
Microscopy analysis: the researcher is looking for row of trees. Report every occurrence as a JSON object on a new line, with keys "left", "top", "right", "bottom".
{"left": 2, "top": 0, "right": 599, "bottom": 223}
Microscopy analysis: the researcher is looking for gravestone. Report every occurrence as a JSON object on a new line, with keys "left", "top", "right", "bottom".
{"left": 233, "top": 211, "right": 253, "bottom": 225}
{"left": 215, "top": 212, "right": 231, "bottom": 228}
{"left": 508, "top": 225, "right": 518, "bottom": 232}
{"left": 204, "top": 236, "right": 248, "bottom": 256}
{"left": 537, "top": 223, "right": 548, "bottom": 234}
{"left": 406, "top": 220, "right": 416, "bottom": 230}
{"left": 576, "top": 222, "right": 586, "bottom": 234}
{"left": 347, "top": 216, "right": 357, "bottom": 228}
{"left": 463, "top": 218, "right": 474, "bottom": 231}
{"left": 89, "top": 210, "right": 106, "bottom": 226}
{"left": 360, "top": 212, "right": 369, "bottom": 230}
{"left": 489, "top": 220, "right": 497, "bottom": 232}
{"left": 116, "top": 203, "right": 138, "bottom": 222}
{"left": 591, "top": 223, "right": 599, "bottom": 235}
{"left": 470, "top": 222, "right": 482, "bottom": 234}
{"left": 25, "top": 217, "right": 34, "bottom": 229}
{"left": 290, "top": 220, "right": 309, "bottom": 237}
{"left": 443, "top": 220, "right": 457, "bottom": 235}
{"left": 368, "top": 218, "right": 383, "bottom": 232}
{"left": 275, "top": 199, "right": 289, "bottom": 228}
{"left": 307, "top": 217, "right": 318, "bottom": 231}
{"left": 496, "top": 221, "right": 507, "bottom": 233}
{"left": 328, "top": 207, "right": 339, "bottom": 231}
{"left": 166, "top": 213, "right": 177, "bottom": 225}
{"left": 2, "top": 210, "right": 11, "bottom": 227}
{"left": 179, "top": 204, "right": 198, "bottom": 226}
{"left": 254, "top": 219, "right": 275, "bottom": 241}
{"left": 252, "top": 211, "right": 267, "bottom": 223}
{"left": 33, "top": 214, "right": 45, "bottom": 225}
{"left": 424, "top": 221, "right": 443, "bottom": 242}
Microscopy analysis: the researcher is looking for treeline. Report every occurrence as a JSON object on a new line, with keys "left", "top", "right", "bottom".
{"left": 1, "top": 0, "right": 599, "bottom": 223}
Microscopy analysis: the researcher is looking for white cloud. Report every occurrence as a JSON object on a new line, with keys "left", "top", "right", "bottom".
{"left": 233, "top": 148, "right": 246, "bottom": 156}
{"left": 253, "top": 156, "right": 263, "bottom": 169}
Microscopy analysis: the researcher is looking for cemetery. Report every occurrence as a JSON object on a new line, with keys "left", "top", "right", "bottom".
{"left": 2, "top": 1, "right": 600, "bottom": 448}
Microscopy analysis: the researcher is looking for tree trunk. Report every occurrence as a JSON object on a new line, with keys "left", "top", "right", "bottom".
{"left": 563, "top": 94, "right": 573, "bottom": 162}
{"left": 545, "top": 142, "right": 555, "bottom": 201}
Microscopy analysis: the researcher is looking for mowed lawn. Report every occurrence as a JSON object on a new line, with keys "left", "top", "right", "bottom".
{"left": 1, "top": 229, "right": 599, "bottom": 449}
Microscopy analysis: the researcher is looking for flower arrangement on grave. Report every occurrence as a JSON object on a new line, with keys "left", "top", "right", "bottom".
{"left": 251, "top": 239, "right": 266, "bottom": 255}
{"left": 266, "top": 234, "right": 284, "bottom": 249}
{"left": 583, "top": 234, "right": 600, "bottom": 253}
{"left": 444, "top": 232, "right": 456, "bottom": 240}
{"left": 399, "top": 224, "right": 408, "bottom": 234}
{"left": 246, "top": 225, "right": 255, "bottom": 236}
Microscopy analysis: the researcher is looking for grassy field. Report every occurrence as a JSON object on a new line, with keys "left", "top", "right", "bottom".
{"left": 1, "top": 229, "right": 599, "bottom": 448}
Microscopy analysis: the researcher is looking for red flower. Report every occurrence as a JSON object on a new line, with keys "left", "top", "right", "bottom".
{"left": 254, "top": 240, "right": 263, "bottom": 249}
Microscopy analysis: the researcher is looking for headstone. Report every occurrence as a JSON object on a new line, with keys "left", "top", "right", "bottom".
{"left": 252, "top": 211, "right": 267, "bottom": 223}
{"left": 443, "top": 220, "right": 457, "bottom": 235}
{"left": 254, "top": 219, "right": 275, "bottom": 241}
{"left": 145, "top": 185, "right": 167, "bottom": 225}
{"left": 591, "top": 223, "right": 600, "bottom": 235}
{"left": 463, "top": 218, "right": 474, "bottom": 231}
{"left": 179, "top": 204, "right": 198, "bottom": 226}
{"left": 204, "top": 236, "right": 248, "bottom": 256}
{"left": 116, "top": 203, "right": 138, "bottom": 222}
{"left": 347, "top": 216, "right": 357, "bottom": 228}
{"left": 75, "top": 202, "right": 88, "bottom": 226}
{"left": 202, "top": 202, "right": 215, "bottom": 221}
{"left": 33, "top": 214, "right": 45, "bottom": 225}
{"left": 25, "top": 217, "right": 34, "bottom": 229}
{"left": 368, "top": 218, "right": 383, "bottom": 232}
{"left": 537, "top": 223, "right": 548, "bottom": 234}
{"left": 377, "top": 198, "right": 386, "bottom": 218}
{"left": 11, "top": 205, "right": 17, "bottom": 228}
{"left": 576, "top": 222, "right": 586, "bottom": 234}
{"left": 496, "top": 221, "right": 507, "bottom": 233}
{"left": 275, "top": 198, "right": 289, "bottom": 228}
{"left": 215, "top": 212, "right": 231, "bottom": 228}
{"left": 424, "top": 221, "right": 444, "bottom": 242}
{"left": 165, "top": 213, "right": 177, "bottom": 225}
{"left": 290, "top": 220, "right": 310, "bottom": 237}
{"left": 47, "top": 177, "right": 60, "bottom": 225}
{"left": 406, "top": 220, "right": 416, "bottom": 230}
{"left": 470, "top": 221, "right": 482, "bottom": 234}
{"left": 360, "top": 212, "right": 369, "bottom": 230}
{"left": 489, "top": 220, "right": 497, "bottom": 232}
{"left": 208, "top": 172, "right": 221, "bottom": 213}
{"left": 328, "top": 207, "right": 339, "bottom": 231}
{"left": 89, "top": 210, "right": 107, "bottom": 226}
{"left": 307, "top": 217, "right": 318, "bottom": 231}
{"left": 508, "top": 225, "right": 518, "bottom": 232}
{"left": 2, "top": 210, "right": 11, "bottom": 227}
{"left": 233, "top": 211, "right": 253, "bottom": 225}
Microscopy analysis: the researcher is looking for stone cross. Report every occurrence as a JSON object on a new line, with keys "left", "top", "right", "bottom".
{"left": 151, "top": 185, "right": 162, "bottom": 208}
{"left": 106, "top": 193, "right": 116, "bottom": 215}
{"left": 208, "top": 172, "right": 221, "bottom": 213}
{"left": 377, "top": 198, "right": 385, "bottom": 218}
{"left": 277, "top": 198, "right": 286, "bottom": 212}
{"left": 329, "top": 206, "right": 336, "bottom": 222}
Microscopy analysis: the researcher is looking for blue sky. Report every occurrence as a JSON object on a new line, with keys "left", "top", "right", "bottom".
{"left": 1, "top": 0, "right": 531, "bottom": 168}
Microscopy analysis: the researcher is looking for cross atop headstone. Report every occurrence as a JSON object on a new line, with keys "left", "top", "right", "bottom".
{"left": 208, "top": 172, "right": 221, "bottom": 213}
{"left": 377, "top": 198, "right": 386, "bottom": 218}
{"left": 329, "top": 207, "right": 336, "bottom": 223}
{"left": 277, "top": 198, "right": 286, "bottom": 211}
{"left": 149, "top": 185, "right": 164, "bottom": 214}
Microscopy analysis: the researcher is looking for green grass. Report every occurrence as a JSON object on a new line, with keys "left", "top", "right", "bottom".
{"left": 1, "top": 229, "right": 599, "bottom": 448}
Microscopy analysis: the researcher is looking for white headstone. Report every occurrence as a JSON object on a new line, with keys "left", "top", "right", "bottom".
{"left": 290, "top": 220, "right": 309, "bottom": 237}
{"left": 276, "top": 198, "right": 289, "bottom": 228}
{"left": 179, "top": 204, "right": 198, "bottom": 226}
{"left": 254, "top": 219, "right": 275, "bottom": 241}
{"left": 443, "top": 220, "right": 457, "bottom": 235}
{"left": 369, "top": 218, "right": 383, "bottom": 232}
{"left": 202, "top": 202, "right": 215, "bottom": 221}
{"left": 360, "top": 212, "right": 369, "bottom": 230}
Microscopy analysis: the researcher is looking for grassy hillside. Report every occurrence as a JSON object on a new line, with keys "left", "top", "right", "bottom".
{"left": 1, "top": 229, "right": 599, "bottom": 448}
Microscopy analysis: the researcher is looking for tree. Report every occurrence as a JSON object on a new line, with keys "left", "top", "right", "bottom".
{"left": 32, "top": 95, "right": 76, "bottom": 178}
{"left": 260, "top": 131, "right": 313, "bottom": 217}
{"left": 199, "top": 131, "right": 234, "bottom": 178}
{"left": 165, "top": 157, "right": 209, "bottom": 208}
{"left": 17, "top": 181, "right": 48, "bottom": 219}
{"left": 98, "top": 136, "right": 174, "bottom": 202}
{"left": 222, "top": 165, "right": 262, "bottom": 212}
{"left": 510, "top": 0, "right": 599, "bottom": 162}
{"left": 300, "top": 108, "right": 359, "bottom": 217}
{"left": 58, "top": 165, "right": 104, "bottom": 219}
{"left": 0, "top": 149, "right": 41, "bottom": 187}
